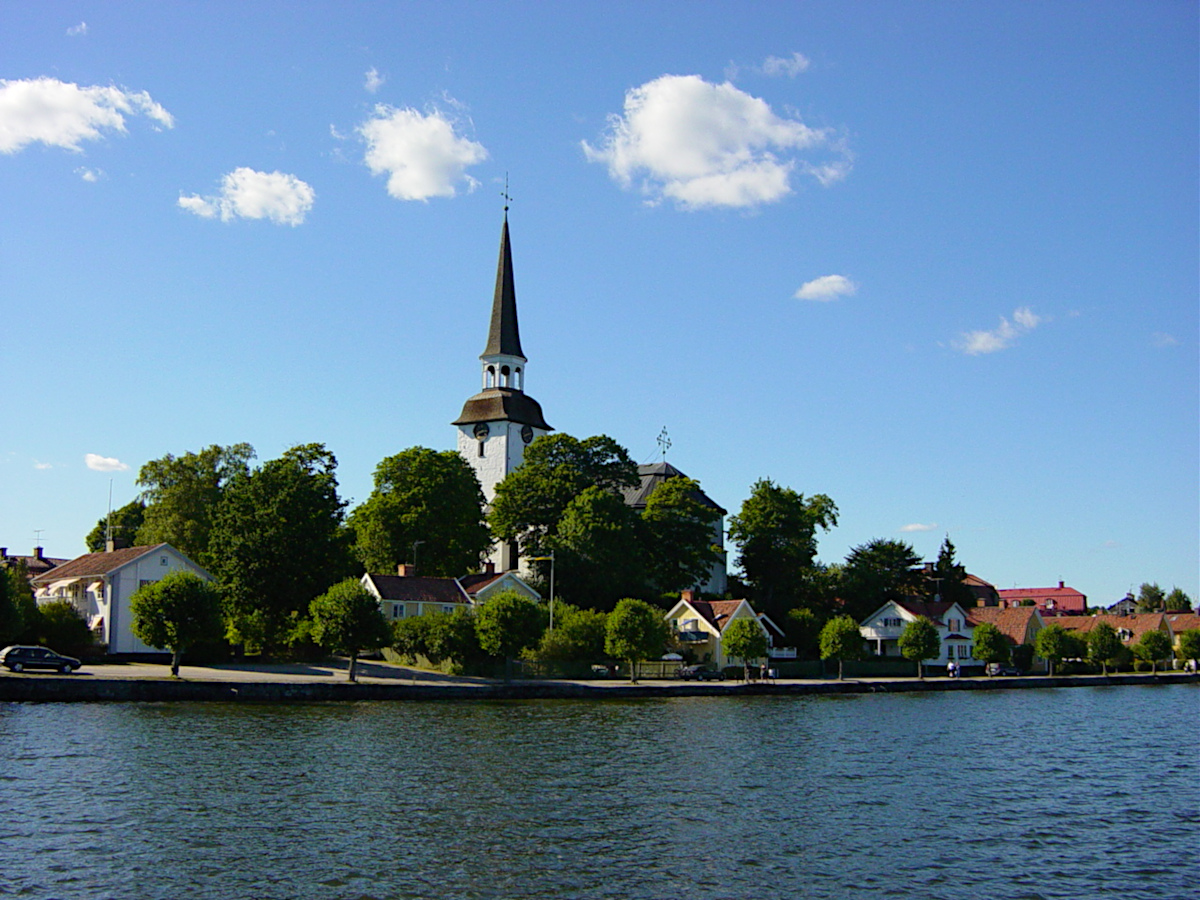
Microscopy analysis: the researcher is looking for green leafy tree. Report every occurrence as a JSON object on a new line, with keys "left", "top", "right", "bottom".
{"left": 1034, "top": 623, "right": 1074, "bottom": 676}
{"left": 972, "top": 622, "right": 1011, "bottom": 675}
{"left": 551, "top": 486, "right": 648, "bottom": 609}
{"left": 898, "top": 616, "right": 941, "bottom": 679}
{"left": 1011, "top": 643, "right": 1034, "bottom": 672}
{"left": 309, "top": 578, "right": 392, "bottom": 681}
{"left": 727, "top": 479, "right": 837, "bottom": 617}
{"left": 1136, "top": 582, "right": 1166, "bottom": 613}
{"left": 475, "top": 590, "right": 547, "bottom": 680}
{"left": 136, "top": 443, "right": 256, "bottom": 562}
{"left": 1087, "top": 622, "right": 1124, "bottom": 675}
{"left": 391, "top": 614, "right": 436, "bottom": 663}
{"left": 130, "top": 572, "right": 224, "bottom": 676}
{"left": 349, "top": 448, "right": 490, "bottom": 577}
{"left": 208, "top": 443, "right": 351, "bottom": 653}
{"left": 85, "top": 499, "right": 146, "bottom": 552}
{"left": 0, "top": 564, "right": 28, "bottom": 645}
{"left": 604, "top": 597, "right": 668, "bottom": 683}
{"left": 840, "top": 539, "right": 924, "bottom": 621}
{"left": 490, "top": 433, "right": 639, "bottom": 560}
{"left": 785, "top": 607, "right": 829, "bottom": 660}
{"left": 642, "top": 477, "right": 722, "bottom": 594}
{"left": 723, "top": 616, "right": 769, "bottom": 681}
{"left": 536, "top": 602, "right": 608, "bottom": 663}
{"left": 1176, "top": 629, "right": 1200, "bottom": 669}
{"left": 425, "top": 606, "right": 486, "bottom": 672}
{"left": 1131, "top": 629, "right": 1173, "bottom": 674}
{"left": 819, "top": 614, "right": 865, "bottom": 680}
{"left": 929, "top": 536, "right": 974, "bottom": 607}
{"left": 1164, "top": 588, "right": 1194, "bottom": 612}
{"left": 36, "top": 599, "right": 93, "bottom": 658}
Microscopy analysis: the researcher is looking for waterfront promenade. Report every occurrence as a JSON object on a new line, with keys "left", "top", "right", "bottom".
{"left": 1, "top": 659, "right": 1195, "bottom": 702}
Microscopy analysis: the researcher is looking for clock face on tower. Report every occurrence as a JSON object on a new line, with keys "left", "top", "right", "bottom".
{"left": 474, "top": 423, "right": 490, "bottom": 440}
{"left": 521, "top": 425, "right": 534, "bottom": 444}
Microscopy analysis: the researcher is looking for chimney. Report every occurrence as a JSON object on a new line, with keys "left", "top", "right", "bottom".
{"left": 484, "top": 561, "right": 495, "bottom": 575}
{"left": 0, "top": 548, "right": 6, "bottom": 559}
{"left": 397, "top": 563, "right": 416, "bottom": 577}
{"left": 680, "top": 589, "right": 697, "bottom": 604}
{"left": 1058, "top": 581, "right": 1065, "bottom": 589}
{"left": 33, "top": 546, "right": 44, "bottom": 560}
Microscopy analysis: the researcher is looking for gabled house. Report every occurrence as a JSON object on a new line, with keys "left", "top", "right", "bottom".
{"left": 997, "top": 581, "right": 1087, "bottom": 616}
{"left": 1056, "top": 613, "right": 1173, "bottom": 648}
{"left": 1, "top": 546, "right": 69, "bottom": 582}
{"left": 363, "top": 563, "right": 540, "bottom": 621}
{"left": 965, "top": 605, "right": 1045, "bottom": 648}
{"left": 663, "top": 591, "right": 774, "bottom": 668}
{"left": 1166, "top": 613, "right": 1200, "bottom": 658}
{"left": 859, "top": 599, "right": 976, "bottom": 667}
{"left": 29, "top": 543, "right": 212, "bottom": 654}
{"left": 1106, "top": 594, "right": 1139, "bottom": 616}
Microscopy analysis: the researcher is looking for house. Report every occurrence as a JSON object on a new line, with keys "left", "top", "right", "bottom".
{"left": 997, "top": 581, "right": 1086, "bottom": 616}
{"left": 363, "top": 563, "right": 540, "bottom": 621}
{"left": 1106, "top": 594, "right": 1139, "bottom": 616}
{"left": 1055, "top": 613, "right": 1172, "bottom": 648}
{"left": 859, "top": 599, "right": 976, "bottom": 668}
{"left": 1166, "top": 613, "right": 1200, "bottom": 658}
{"left": 965, "top": 604, "right": 1045, "bottom": 648}
{"left": 963, "top": 573, "right": 1001, "bottom": 606}
{"left": 29, "top": 543, "right": 212, "bottom": 654}
{"left": 621, "top": 461, "right": 728, "bottom": 595}
{"left": 663, "top": 590, "right": 776, "bottom": 668}
{"left": 1, "top": 546, "right": 69, "bottom": 582}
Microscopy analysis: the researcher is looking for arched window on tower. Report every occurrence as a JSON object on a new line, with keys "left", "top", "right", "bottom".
{"left": 486, "top": 365, "right": 496, "bottom": 388}
{"left": 515, "top": 367, "right": 522, "bottom": 390}
{"left": 500, "top": 365, "right": 511, "bottom": 387}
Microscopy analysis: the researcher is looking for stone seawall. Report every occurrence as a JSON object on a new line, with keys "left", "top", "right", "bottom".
{"left": 0, "top": 672, "right": 1195, "bottom": 703}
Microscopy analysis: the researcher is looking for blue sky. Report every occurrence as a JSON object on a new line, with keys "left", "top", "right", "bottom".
{"left": 2, "top": 2, "right": 1196, "bottom": 604}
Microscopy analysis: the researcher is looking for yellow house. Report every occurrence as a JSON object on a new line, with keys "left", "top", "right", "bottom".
{"left": 663, "top": 591, "right": 774, "bottom": 668}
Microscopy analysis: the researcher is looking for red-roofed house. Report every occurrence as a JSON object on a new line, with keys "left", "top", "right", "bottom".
{"left": 363, "top": 563, "right": 539, "bottom": 621}
{"left": 1056, "top": 613, "right": 1173, "bottom": 647}
{"left": 664, "top": 591, "right": 778, "bottom": 668}
{"left": 1, "top": 546, "right": 69, "bottom": 582}
{"left": 859, "top": 599, "right": 977, "bottom": 669}
{"left": 997, "top": 582, "right": 1086, "bottom": 616}
{"left": 965, "top": 605, "right": 1045, "bottom": 648}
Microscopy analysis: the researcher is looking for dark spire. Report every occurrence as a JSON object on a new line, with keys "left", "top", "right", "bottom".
{"left": 483, "top": 214, "right": 525, "bottom": 360}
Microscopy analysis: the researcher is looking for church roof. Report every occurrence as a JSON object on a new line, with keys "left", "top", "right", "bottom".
{"left": 483, "top": 216, "right": 524, "bottom": 360}
{"left": 621, "top": 462, "right": 726, "bottom": 514}
{"left": 452, "top": 387, "right": 552, "bottom": 430}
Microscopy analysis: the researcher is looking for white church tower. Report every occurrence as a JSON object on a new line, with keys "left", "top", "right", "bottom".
{"left": 453, "top": 213, "right": 552, "bottom": 569}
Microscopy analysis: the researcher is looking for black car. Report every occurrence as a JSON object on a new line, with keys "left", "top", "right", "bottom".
{"left": 676, "top": 664, "right": 725, "bottom": 681}
{"left": 0, "top": 645, "right": 82, "bottom": 674}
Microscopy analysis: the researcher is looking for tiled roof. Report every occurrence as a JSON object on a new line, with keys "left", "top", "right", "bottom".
{"left": 686, "top": 598, "right": 750, "bottom": 633}
{"left": 451, "top": 387, "right": 552, "bottom": 430}
{"left": 966, "top": 606, "right": 1040, "bottom": 645}
{"left": 998, "top": 585, "right": 1086, "bottom": 602}
{"left": 458, "top": 572, "right": 505, "bottom": 595}
{"left": 1, "top": 553, "right": 69, "bottom": 580}
{"left": 894, "top": 599, "right": 960, "bottom": 625}
{"left": 1166, "top": 613, "right": 1200, "bottom": 633}
{"left": 30, "top": 545, "right": 167, "bottom": 584}
{"left": 620, "top": 462, "right": 726, "bottom": 514}
{"left": 366, "top": 574, "right": 468, "bottom": 605}
{"left": 1056, "top": 614, "right": 1168, "bottom": 644}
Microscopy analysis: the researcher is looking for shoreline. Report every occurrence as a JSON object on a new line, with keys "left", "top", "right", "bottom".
{"left": 1, "top": 668, "right": 1195, "bottom": 703}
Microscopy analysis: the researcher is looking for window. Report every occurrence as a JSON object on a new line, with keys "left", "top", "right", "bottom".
{"left": 392, "top": 603, "right": 405, "bottom": 619}
{"left": 958, "top": 645, "right": 971, "bottom": 659}
{"left": 882, "top": 617, "right": 902, "bottom": 628}
{"left": 160, "top": 556, "right": 168, "bottom": 566}
{"left": 442, "top": 605, "right": 454, "bottom": 614}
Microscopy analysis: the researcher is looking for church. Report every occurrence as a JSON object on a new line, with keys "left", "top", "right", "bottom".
{"left": 452, "top": 213, "right": 727, "bottom": 593}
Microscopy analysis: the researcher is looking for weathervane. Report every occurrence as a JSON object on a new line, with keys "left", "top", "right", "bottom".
{"left": 501, "top": 173, "right": 512, "bottom": 213}
{"left": 657, "top": 426, "right": 672, "bottom": 461}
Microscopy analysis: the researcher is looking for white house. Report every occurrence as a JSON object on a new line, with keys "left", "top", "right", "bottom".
{"left": 29, "top": 543, "right": 212, "bottom": 654}
{"left": 859, "top": 599, "right": 976, "bottom": 669}
{"left": 664, "top": 591, "right": 781, "bottom": 669}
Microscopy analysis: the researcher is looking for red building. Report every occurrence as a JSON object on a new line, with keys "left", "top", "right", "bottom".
{"left": 997, "top": 581, "right": 1086, "bottom": 616}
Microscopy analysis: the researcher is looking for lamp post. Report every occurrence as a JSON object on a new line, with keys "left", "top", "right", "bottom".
{"left": 528, "top": 551, "right": 556, "bottom": 630}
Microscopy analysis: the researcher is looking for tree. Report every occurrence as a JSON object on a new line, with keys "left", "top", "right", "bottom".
{"left": 3, "top": 562, "right": 40, "bottom": 645}
{"left": 785, "top": 607, "right": 828, "bottom": 660}
{"left": 723, "top": 616, "right": 769, "bottom": 681}
{"left": 348, "top": 448, "right": 490, "bottom": 577}
{"left": 0, "top": 564, "right": 27, "bottom": 645}
{"left": 136, "top": 443, "right": 255, "bottom": 562}
{"left": 1034, "top": 624, "right": 1074, "bottom": 676}
{"left": 130, "top": 572, "right": 224, "bottom": 676}
{"left": 490, "top": 433, "right": 639, "bottom": 560}
{"left": 85, "top": 499, "right": 146, "bottom": 552}
{"left": 641, "top": 477, "right": 722, "bottom": 594}
{"left": 309, "top": 579, "right": 392, "bottom": 681}
{"left": 840, "top": 539, "right": 924, "bottom": 622}
{"left": 1132, "top": 630, "right": 1173, "bottom": 674}
{"left": 1176, "top": 629, "right": 1200, "bottom": 670}
{"left": 536, "top": 602, "right": 608, "bottom": 664}
{"left": 1086, "top": 622, "right": 1124, "bottom": 676}
{"left": 1164, "top": 588, "right": 1194, "bottom": 612}
{"left": 972, "top": 622, "right": 1011, "bottom": 675}
{"left": 928, "top": 536, "right": 974, "bottom": 607}
{"left": 208, "top": 443, "right": 351, "bottom": 652}
{"left": 424, "top": 606, "right": 486, "bottom": 672}
{"left": 819, "top": 615, "right": 865, "bottom": 680}
{"left": 727, "top": 479, "right": 837, "bottom": 616}
{"left": 898, "top": 616, "right": 941, "bottom": 679}
{"left": 1136, "top": 582, "right": 1166, "bottom": 613}
{"left": 550, "top": 486, "right": 648, "bottom": 609}
{"left": 475, "top": 590, "right": 547, "bottom": 680}
{"left": 36, "top": 599, "right": 93, "bottom": 658}
{"left": 604, "top": 598, "right": 668, "bottom": 683}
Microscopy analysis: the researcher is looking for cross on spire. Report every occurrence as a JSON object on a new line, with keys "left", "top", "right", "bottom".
{"left": 657, "top": 426, "right": 672, "bottom": 461}
{"left": 501, "top": 173, "right": 512, "bottom": 213}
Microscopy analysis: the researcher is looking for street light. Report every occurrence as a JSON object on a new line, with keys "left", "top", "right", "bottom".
{"left": 527, "top": 550, "right": 555, "bottom": 630}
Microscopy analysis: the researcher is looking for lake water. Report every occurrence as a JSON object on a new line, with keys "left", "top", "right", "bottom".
{"left": 1, "top": 684, "right": 1195, "bottom": 900}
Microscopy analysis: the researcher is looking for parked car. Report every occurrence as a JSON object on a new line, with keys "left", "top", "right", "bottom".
{"left": 986, "top": 662, "right": 1023, "bottom": 676}
{"left": 676, "top": 664, "right": 725, "bottom": 682}
{"left": 0, "top": 645, "right": 82, "bottom": 674}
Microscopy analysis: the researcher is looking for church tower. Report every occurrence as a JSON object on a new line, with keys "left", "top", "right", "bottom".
{"left": 453, "top": 214, "right": 552, "bottom": 567}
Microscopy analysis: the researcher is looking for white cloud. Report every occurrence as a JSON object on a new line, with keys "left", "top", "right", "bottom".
{"left": 179, "top": 167, "right": 315, "bottom": 225}
{"left": 34, "top": 460, "right": 53, "bottom": 470}
{"left": 85, "top": 453, "right": 128, "bottom": 472}
{"left": 900, "top": 522, "right": 938, "bottom": 533}
{"left": 67, "top": 22, "right": 88, "bottom": 37}
{"left": 0, "top": 77, "right": 173, "bottom": 154}
{"left": 762, "top": 52, "right": 811, "bottom": 78}
{"left": 75, "top": 166, "right": 100, "bottom": 182}
{"left": 358, "top": 104, "right": 488, "bottom": 201}
{"left": 1152, "top": 332, "right": 1179, "bottom": 347}
{"left": 364, "top": 68, "right": 385, "bottom": 94}
{"left": 582, "top": 74, "right": 849, "bottom": 209}
{"left": 956, "top": 306, "right": 1042, "bottom": 355}
{"left": 795, "top": 274, "right": 857, "bottom": 302}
